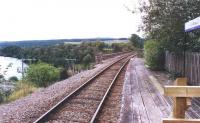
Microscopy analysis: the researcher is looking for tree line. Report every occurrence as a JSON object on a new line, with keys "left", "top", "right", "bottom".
{"left": 0, "top": 41, "right": 134, "bottom": 83}
{"left": 0, "top": 41, "right": 134, "bottom": 68}
{"left": 134, "top": 0, "right": 200, "bottom": 70}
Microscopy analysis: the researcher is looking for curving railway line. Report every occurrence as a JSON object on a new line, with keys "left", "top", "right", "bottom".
{"left": 34, "top": 53, "right": 135, "bottom": 123}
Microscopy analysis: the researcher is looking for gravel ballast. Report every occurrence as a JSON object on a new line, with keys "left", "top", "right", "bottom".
{"left": 0, "top": 56, "right": 122, "bottom": 123}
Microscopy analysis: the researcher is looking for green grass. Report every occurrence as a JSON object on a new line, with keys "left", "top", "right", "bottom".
{"left": 7, "top": 81, "right": 37, "bottom": 102}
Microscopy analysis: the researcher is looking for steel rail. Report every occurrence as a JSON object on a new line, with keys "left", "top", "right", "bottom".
{"left": 33, "top": 53, "right": 133, "bottom": 123}
{"left": 90, "top": 54, "right": 135, "bottom": 123}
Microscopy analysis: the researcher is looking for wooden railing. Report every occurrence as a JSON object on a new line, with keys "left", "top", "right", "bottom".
{"left": 163, "top": 78, "right": 200, "bottom": 123}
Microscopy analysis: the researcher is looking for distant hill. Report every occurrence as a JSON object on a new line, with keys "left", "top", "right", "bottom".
{"left": 0, "top": 38, "right": 128, "bottom": 48}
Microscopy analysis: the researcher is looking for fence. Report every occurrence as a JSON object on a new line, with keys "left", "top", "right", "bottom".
{"left": 165, "top": 51, "right": 200, "bottom": 85}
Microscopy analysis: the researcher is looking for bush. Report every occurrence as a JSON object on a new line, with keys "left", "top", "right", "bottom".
{"left": 144, "top": 40, "right": 164, "bottom": 70}
{"left": 26, "top": 62, "right": 60, "bottom": 87}
{"left": 8, "top": 76, "right": 18, "bottom": 82}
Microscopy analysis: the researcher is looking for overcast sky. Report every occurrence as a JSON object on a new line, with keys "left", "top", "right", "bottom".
{"left": 0, "top": 0, "right": 142, "bottom": 41}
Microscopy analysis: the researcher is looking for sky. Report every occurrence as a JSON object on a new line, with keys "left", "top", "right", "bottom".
{"left": 0, "top": 0, "right": 142, "bottom": 41}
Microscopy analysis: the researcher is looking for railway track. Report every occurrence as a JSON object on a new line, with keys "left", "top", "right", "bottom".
{"left": 34, "top": 53, "right": 135, "bottom": 123}
{"left": 90, "top": 55, "right": 130, "bottom": 123}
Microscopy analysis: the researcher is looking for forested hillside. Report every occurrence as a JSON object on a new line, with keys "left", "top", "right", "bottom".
{"left": 0, "top": 38, "right": 128, "bottom": 48}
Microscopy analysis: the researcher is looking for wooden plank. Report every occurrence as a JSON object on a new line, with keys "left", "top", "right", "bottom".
{"left": 120, "top": 61, "right": 150, "bottom": 123}
{"left": 163, "top": 118, "right": 200, "bottom": 123}
{"left": 147, "top": 73, "right": 171, "bottom": 116}
{"left": 146, "top": 76, "right": 171, "bottom": 117}
{"left": 120, "top": 63, "right": 134, "bottom": 123}
{"left": 131, "top": 70, "right": 149, "bottom": 123}
{"left": 188, "top": 87, "right": 200, "bottom": 97}
{"left": 136, "top": 66, "right": 163, "bottom": 123}
{"left": 165, "top": 86, "right": 187, "bottom": 97}
{"left": 164, "top": 86, "right": 200, "bottom": 97}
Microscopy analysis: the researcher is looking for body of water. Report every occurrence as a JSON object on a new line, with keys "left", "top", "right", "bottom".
{"left": 0, "top": 56, "right": 28, "bottom": 80}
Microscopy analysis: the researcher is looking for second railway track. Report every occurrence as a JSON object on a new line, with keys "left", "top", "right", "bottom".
{"left": 34, "top": 54, "right": 135, "bottom": 123}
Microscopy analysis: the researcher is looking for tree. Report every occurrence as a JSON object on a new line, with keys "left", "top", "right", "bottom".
{"left": 83, "top": 54, "right": 92, "bottom": 65}
{"left": 144, "top": 40, "right": 164, "bottom": 70}
{"left": 129, "top": 34, "right": 144, "bottom": 48}
{"left": 1, "top": 46, "right": 23, "bottom": 58}
{"left": 94, "top": 41, "right": 106, "bottom": 51}
{"left": 26, "top": 62, "right": 60, "bottom": 87}
{"left": 139, "top": 0, "right": 200, "bottom": 52}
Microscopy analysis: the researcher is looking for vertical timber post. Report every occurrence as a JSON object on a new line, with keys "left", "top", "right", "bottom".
{"left": 173, "top": 78, "right": 187, "bottom": 118}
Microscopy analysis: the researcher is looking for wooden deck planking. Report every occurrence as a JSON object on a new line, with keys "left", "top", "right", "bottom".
{"left": 120, "top": 73, "right": 134, "bottom": 123}
{"left": 146, "top": 73, "right": 172, "bottom": 117}
{"left": 191, "top": 99, "right": 200, "bottom": 118}
{"left": 189, "top": 102, "right": 200, "bottom": 118}
{"left": 144, "top": 77, "right": 171, "bottom": 117}
{"left": 120, "top": 58, "right": 200, "bottom": 123}
{"left": 136, "top": 66, "right": 163, "bottom": 123}
{"left": 131, "top": 69, "right": 149, "bottom": 123}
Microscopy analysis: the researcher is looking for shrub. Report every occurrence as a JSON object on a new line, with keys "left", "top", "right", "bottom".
{"left": 8, "top": 76, "right": 18, "bottom": 82}
{"left": 144, "top": 40, "right": 164, "bottom": 70}
{"left": 26, "top": 62, "right": 60, "bottom": 87}
{"left": 111, "top": 43, "right": 134, "bottom": 52}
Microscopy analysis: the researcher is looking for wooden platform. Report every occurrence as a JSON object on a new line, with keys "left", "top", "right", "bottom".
{"left": 120, "top": 58, "right": 200, "bottom": 123}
